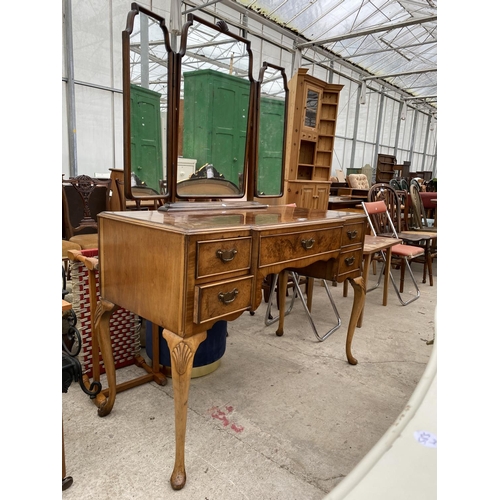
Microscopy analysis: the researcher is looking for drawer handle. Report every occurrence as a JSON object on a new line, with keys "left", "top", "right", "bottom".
{"left": 301, "top": 238, "right": 315, "bottom": 250}
{"left": 344, "top": 256, "right": 355, "bottom": 266}
{"left": 216, "top": 248, "right": 238, "bottom": 263}
{"left": 218, "top": 288, "right": 239, "bottom": 305}
{"left": 347, "top": 230, "right": 358, "bottom": 240}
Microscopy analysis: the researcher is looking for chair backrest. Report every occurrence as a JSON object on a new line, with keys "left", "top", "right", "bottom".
{"left": 367, "top": 182, "right": 403, "bottom": 234}
{"left": 62, "top": 175, "right": 111, "bottom": 238}
{"left": 409, "top": 183, "right": 430, "bottom": 229}
{"left": 362, "top": 200, "right": 398, "bottom": 238}
{"left": 347, "top": 173, "right": 369, "bottom": 190}
{"left": 410, "top": 178, "right": 421, "bottom": 191}
{"left": 389, "top": 179, "right": 401, "bottom": 191}
{"left": 400, "top": 178, "right": 409, "bottom": 191}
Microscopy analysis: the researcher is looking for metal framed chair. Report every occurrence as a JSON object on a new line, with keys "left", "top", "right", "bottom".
{"left": 265, "top": 271, "right": 341, "bottom": 342}
{"left": 362, "top": 200, "right": 426, "bottom": 306}
{"left": 368, "top": 183, "right": 436, "bottom": 286}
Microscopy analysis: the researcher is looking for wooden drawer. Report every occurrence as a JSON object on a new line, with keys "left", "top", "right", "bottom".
{"left": 341, "top": 222, "right": 364, "bottom": 247}
{"left": 196, "top": 237, "right": 252, "bottom": 279}
{"left": 337, "top": 247, "right": 363, "bottom": 279}
{"left": 259, "top": 227, "right": 342, "bottom": 267}
{"left": 194, "top": 276, "right": 253, "bottom": 324}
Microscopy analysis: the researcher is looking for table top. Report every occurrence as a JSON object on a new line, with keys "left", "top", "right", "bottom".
{"left": 363, "top": 235, "right": 402, "bottom": 254}
{"left": 328, "top": 196, "right": 364, "bottom": 209}
{"left": 400, "top": 230, "right": 436, "bottom": 238}
{"left": 100, "top": 204, "right": 365, "bottom": 235}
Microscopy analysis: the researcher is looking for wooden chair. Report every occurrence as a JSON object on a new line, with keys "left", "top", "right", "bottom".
{"left": 406, "top": 184, "right": 437, "bottom": 285}
{"left": 115, "top": 178, "right": 162, "bottom": 210}
{"left": 409, "top": 184, "right": 436, "bottom": 231}
{"left": 62, "top": 175, "right": 112, "bottom": 249}
{"left": 362, "top": 200, "right": 426, "bottom": 305}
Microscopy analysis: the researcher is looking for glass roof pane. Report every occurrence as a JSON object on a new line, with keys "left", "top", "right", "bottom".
{"left": 236, "top": 0, "right": 437, "bottom": 106}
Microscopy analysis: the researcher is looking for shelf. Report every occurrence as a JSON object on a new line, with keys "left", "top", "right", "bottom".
{"left": 284, "top": 68, "right": 343, "bottom": 210}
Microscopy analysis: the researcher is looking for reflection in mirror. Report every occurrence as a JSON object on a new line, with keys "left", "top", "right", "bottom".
{"left": 176, "top": 15, "right": 253, "bottom": 199}
{"left": 255, "top": 63, "right": 288, "bottom": 197}
{"left": 123, "top": 4, "right": 171, "bottom": 202}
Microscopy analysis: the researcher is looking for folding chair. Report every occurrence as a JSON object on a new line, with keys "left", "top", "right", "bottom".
{"left": 362, "top": 200, "right": 425, "bottom": 306}
{"left": 265, "top": 271, "right": 341, "bottom": 342}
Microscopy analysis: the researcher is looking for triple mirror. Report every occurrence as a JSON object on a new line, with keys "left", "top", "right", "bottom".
{"left": 122, "top": 3, "right": 288, "bottom": 206}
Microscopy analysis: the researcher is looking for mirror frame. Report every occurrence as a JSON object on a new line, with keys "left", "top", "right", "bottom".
{"left": 122, "top": 2, "right": 173, "bottom": 203}
{"left": 254, "top": 62, "right": 288, "bottom": 199}
{"left": 172, "top": 13, "right": 256, "bottom": 201}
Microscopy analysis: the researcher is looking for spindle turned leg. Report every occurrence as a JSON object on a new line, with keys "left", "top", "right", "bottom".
{"left": 163, "top": 329, "right": 207, "bottom": 490}
{"left": 275, "top": 269, "right": 289, "bottom": 337}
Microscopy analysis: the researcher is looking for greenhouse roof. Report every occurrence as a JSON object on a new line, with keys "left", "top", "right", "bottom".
{"left": 225, "top": 0, "right": 437, "bottom": 108}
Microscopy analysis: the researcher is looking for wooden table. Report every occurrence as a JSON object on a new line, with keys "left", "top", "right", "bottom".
{"left": 343, "top": 235, "right": 402, "bottom": 327}
{"left": 95, "top": 204, "right": 367, "bottom": 491}
{"left": 328, "top": 196, "right": 364, "bottom": 210}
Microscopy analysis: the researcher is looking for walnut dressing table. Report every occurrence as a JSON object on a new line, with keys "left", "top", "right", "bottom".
{"left": 95, "top": 203, "right": 366, "bottom": 490}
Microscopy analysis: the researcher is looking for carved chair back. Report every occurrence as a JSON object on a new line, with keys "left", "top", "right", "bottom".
{"left": 62, "top": 175, "right": 111, "bottom": 238}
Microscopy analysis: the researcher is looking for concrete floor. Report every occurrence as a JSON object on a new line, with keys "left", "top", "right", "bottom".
{"left": 62, "top": 262, "right": 436, "bottom": 499}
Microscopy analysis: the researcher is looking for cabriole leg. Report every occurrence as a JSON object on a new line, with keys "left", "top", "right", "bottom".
{"left": 163, "top": 329, "right": 207, "bottom": 490}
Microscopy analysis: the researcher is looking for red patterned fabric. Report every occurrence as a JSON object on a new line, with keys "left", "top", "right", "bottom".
{"left": 71, "top": 249, "right": 141, "bottom": 376}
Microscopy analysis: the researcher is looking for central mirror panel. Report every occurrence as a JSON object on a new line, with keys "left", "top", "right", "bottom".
{"left": 175, "top": 14, "right": 254, "bottom": 199}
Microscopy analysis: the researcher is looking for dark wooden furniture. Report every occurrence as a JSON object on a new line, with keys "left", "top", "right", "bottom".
{"left": 376, "top": 154, "right": 396, "bottom": 183}
{"left": 329, "top": 181, "right": 348, "bottom": 196}
{"left": 62, "top": 175, "right": 112, "bottom": 249}
{"left": 95, "top": 205, "right": 366, "bottom": 490}
{"left": 282, "top": 68, "right": 343, "bottom": 209}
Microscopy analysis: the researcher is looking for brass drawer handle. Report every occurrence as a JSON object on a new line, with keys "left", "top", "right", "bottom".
{"left": 301, "top": 238, "right": 315, "bottom": 250}
{"left": 216, "top": 248, "right": 238, "bottom": 263}
{"left": 218, "top": 288, "right": 239, "bottom": 305}
{"left": 347, "top": 230, "right": 358, "bottom": 240}
{"left": 344, "top": 256, "right": 355, "bottom": 266}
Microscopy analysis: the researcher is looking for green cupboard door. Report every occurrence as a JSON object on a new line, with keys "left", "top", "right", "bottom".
{"left": 257, "top": 96, "right": 285, "bottom": 195}
{"left": 182, "top": 69, "right": 249, "bottom": 189}
{"left": 130, "top": 84, "right": 163, "bottom": 191}
{"left": 211, "top": 82, "right": 249, "bottom": 187}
